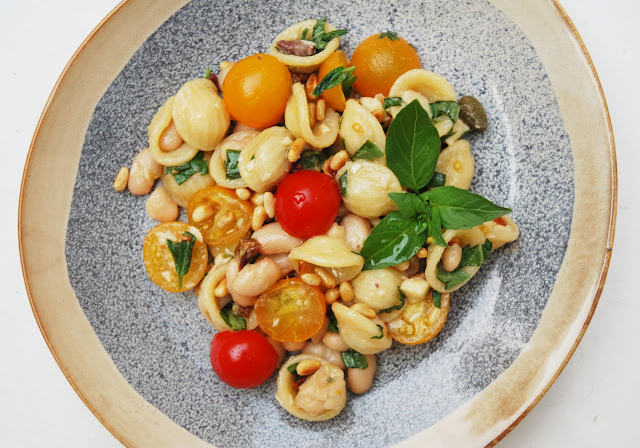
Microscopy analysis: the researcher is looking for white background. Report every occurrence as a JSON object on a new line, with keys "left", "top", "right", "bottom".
{"left": 1, "top": 1, "right": 638, "bottom": 446}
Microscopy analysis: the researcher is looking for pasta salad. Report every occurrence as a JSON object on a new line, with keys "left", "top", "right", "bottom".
{"left": 114, "top": 18, "right": 519, "bottom": 421}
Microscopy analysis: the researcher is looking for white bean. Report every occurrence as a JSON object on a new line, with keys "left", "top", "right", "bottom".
{"left": 145, "top": 186, "right": 179, "bottom": 222}
{"left": 322, "top": 332, "right": 349, "bottom": 352}
{"left": 347, "top": 354, "right": 376, "bottom": 394}
{"left": 128, "top": 147, "right": 163, "bottom": 195}
{"left": 310, "top": 316, "right": 330, "bottom": 344}
{"left": 282, "top": 341, "right": 307, "bottom": 352}
{"left": 158, "top": 120, "right": 183, "bottom": 151}
{"left": 303, "top": 341, "right": 345, "bottom": 370}
{"left": 264, "top": 253, "right": 293, "bottom": 276}
{"left": 252, "top": 222, "right": 303, "bottom": 254}
{"left": 226, "top": 258, "right": 281, "bottom": 305}
{"left": 341, "top": 214, "right": 371, "bottom": 252}
{"left": 441, "top": 243, "right": 462, "bottom": 272}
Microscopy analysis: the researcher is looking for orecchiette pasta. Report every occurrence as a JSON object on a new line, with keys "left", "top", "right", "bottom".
{"left": 148, "top": 96, "right": 199, "bottom": 166}
{"left": 209, "top": 130, "right": 260, "bottom": 189}
{"left": 285, "top": 83, "right": 340, "bottom": 149}
{"left": 197, "top": 261, "right": 233, "bottom": 332}
{"left": 237, "top": 127, "right": 293, "bottom": 193}
{"left": 161, "top": 153, "right": 215, "bottom": 208}
{"left": 288, "top": 235, "right": 365, "bottom": 282}
{"left": 172, "top": 78, "right": 230, "bottom": 151}
{"left": 332, "top": 303, "right": 392, "bottom": 354}
{"left": 351, "top": 268, "right": 406, "bottom": 312}
{"left": 479, "top": 215, "right": 520, "bottom": 250}
{"left": 387, "top": 69, "right": 457, "bottom": 118}
{"left": 339, "top": 99, "right": 386, "bottom": 160}
{"left": 435, "top": 139, "right": 475, "bottom": 190}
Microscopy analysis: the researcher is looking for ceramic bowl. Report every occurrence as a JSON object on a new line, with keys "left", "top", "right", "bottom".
{"left": 19, "top": 0, "right": 616, "bottom": 446}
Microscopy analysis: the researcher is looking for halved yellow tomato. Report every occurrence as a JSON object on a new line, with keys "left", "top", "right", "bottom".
{"left": 187, "top": 186, "right": 253, "bottom": 247}
{"left": 254, "top": 278, "right": 326, "bottom": 342}
{"left": 317, "top": 50, "right": 350, "bottom": 112}
{"left": 387, "top": 291, "right": 450, "bottom": 345}
{"left": 142, "top": 221, "right": 209, "bottom": 292}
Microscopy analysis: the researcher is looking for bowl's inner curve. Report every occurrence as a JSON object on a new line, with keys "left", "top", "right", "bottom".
{"left": 65, "top": 0, "right": 573, "bottom": 446}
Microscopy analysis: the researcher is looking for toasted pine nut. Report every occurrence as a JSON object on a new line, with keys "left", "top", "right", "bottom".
{"left": 316, "top": 99, "right": 326, "bottom": 122}
{"left": 305, "top": 74, "right": 318, "bottom": 100}
{"left": 287, "top": 137, "right": 306, "bottom": 163}
{"left": 113, "top": 167, "right": 129, "bottom": 192}
{"left": 392, "top": 260, "right": 411, "bottom": 272}
{"left": 308, "top": 103, "right": 317, "bottom": 128}
{"left": 372, "top": 109, "right": 387, "bottom": 122}
{"left": 351, "top": 122, "right": 363, "bottom": 132}
{"left": 322, "top": 157, "right": 335, "bottom": 176}
{"left": 426, "top": 306, "right": 441, "bottom": 327}
{"left": 351, "top": 303, "right": 376, "bottom": 319}
{"left": 214, "top": 278, "right": 228, "bottom": 298}
{"left": 158, "top": 120, "right": 183, "bottom": 151}
{"left": 301, "top": 273, "right": 322, "bottom": 287}
{"left": 329, "top": 150, "right": 350, "bottom": 171}
{"left": 217, "top": 211, "right": 234, "bottom": 229}
{"left": 235, "top": 187, "right": 251, "bottom": 201}
{"left": 324, "top": 287, "right": 340, "bottom": 305}
{"left": 339, "top": 281, "right": 354, "bottom": 302}
{"left": 263, "top": 192, "right": 275, "bottom": 218}
{"left": 251, "top": 206, "right": 267, "bottom": 231}
{"left": 314, "top": 267, "right": 337, "bottom": 289}
{"left": 192, "top": 204, "right": 214, "bottom": 223}
{"left": 417, "top": 247, "right": 428, "bottom": 258}
{"left": 250, "top": 192, "right": 264, "bottom": 206}
{"left": 296, "top": 359, "right": 322, "bottom": 376}
{"left": 441, "top": 243, "right": 462, "bottom": 272}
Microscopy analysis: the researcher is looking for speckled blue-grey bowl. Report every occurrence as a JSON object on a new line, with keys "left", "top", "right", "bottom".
{"left": 20, "top": 0, "right": 615, "bottom": 447}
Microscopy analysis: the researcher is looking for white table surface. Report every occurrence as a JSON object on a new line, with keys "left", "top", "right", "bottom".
{"left": 2, "top": 1, "right": 637, "bottom": 446}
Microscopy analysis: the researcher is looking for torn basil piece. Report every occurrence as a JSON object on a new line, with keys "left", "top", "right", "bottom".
{"left": 341, "top": 349, "right": 368, "bottom": 369}
{"left": 430, "top": 101, "right": 460, "bottom": 123}
{"left": 220, "top": 303, "right": 247, "bottom": 331}
{"left": 224, "top": 149, "right": 242, "bottom": 180}
{"left": 384, "top": 97, "right": 403, "bottom": 109}
{"left": 165, "top": 151, "right": 209, "bottom": 185}
{"left": 370, "top": 325, "right": 384, "bottom": 339}
{"left": 338, "top": 171, "right": 348, "bottom": 196}
{"left": 166, "top": 231, "right": 196, "bottom": 288}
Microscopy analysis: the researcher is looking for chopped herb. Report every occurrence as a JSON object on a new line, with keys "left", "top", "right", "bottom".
{"left": 341, "top": 349, "right": 368, "bottom": 369}
{"left": 166, "top": 231, "right": 196, "bottom": 288}
{"left": 301, "top": 27, "right": 310, "bottom": 40}
{"left": 379, "top": 288, "right": 406, "bottom": 313}
{"left": 312, "top": 66, "right": 357, "bottom": 97}
{"left": 224, "top": 149, "right": 242, "bottom": 180}
{"left": 165, "top": 151, "right": 209, "bottom": 185}
{"left": 430, "top": 101, "right": 460, "bottom": 123}
{"left": 352, "top": 140, "right": 384, "bottom": 160}
{"left": 204, "top": 67, "right": 212, "bottom": 79}
{"left": 436, "top": 264, "right": 470, "bottom": 289}
{"left": 220, "top": 303, "right": 247, "bottom": 331}
{"left": 293, "top": 150, "right": 327, "bottom": 172}
{"left": 311, "top": 17, "right": 348, "bottom": 51}
{"left": 287, "top": 362, "right": 302, "bottom": 380}
{"left": 384, "top": 96, "right": 403, "bottom": 109}
{"left": 338, "top": 171, "right": 348, "bottom": 196}
{"left": 327, "top": 309, "right": 339, "bottom": 333}
{"left": 370, "top": 324, "right": 384, "bottom": 339}
{"left": 459, "top": 239, "right": 493, "bottom": 268}
{"left": 326, "top": 377, "right": 334, "bottom": 383}
{"left": 424, "top": 172, "right": 446, "bottom": 189}
{"left": 379, "top": 31, "right": 399, "bottom": 41}
{"left": 432, "top": 290, "right": 442, "bottom": 308}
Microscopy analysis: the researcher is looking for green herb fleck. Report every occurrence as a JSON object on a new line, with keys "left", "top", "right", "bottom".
{"left": 301, "top": 27, "right": 310, "bottom": 40}
{"left": 459, "top": 239, "right": 493, "bottom": 268}
{"left": 341, "top": 349, "right": 368, "bottom": 369}
{"left": 204, "top": 67, "right": 212, "bottom": 79}
{"left": 327, "top": 309, "right": 339, "bottom": 333}
{"left": 352, "top": 140, "right": 384, "bottom": 160}
{"left": 220, "top": 303, "right": 247, "bottom": 331}
{"left": 384, "top": 96, "right": 403, "bottom": 109}
{"left": 294, "top": 150, "right": 327, "bottom": 171}
{"left": 436, "top": 264, "right": 470, "bottom": 289}
{"left": 287, "top": 362, "right": 302, "bottom": 380}
{"left": 165, "top": 152, "right": 209, "bottom": 185}
{"left": 313, "top": 66, "right": 357, "bottom": 97}
{"left": 311, "top": 17, "right": 348, "bottom": 51}
{"left": 424, "top": 172, "right": 446, "bottom": 189}
{"left": 379, "top": 288, "right": 406, "bottom": 313}
{"left": 166, "top": 231, "right": 196, "bottom": 288}
{"left": 371, "top": 324, "right": 384, "bottom": 339}
{"left": 338, "top": 171, "right": 348, "bottom": 196}
{"left": 432, "top": 290, "right": 442, "bottom": 308}
{"left": 326, "top": 377, "right": 334, "bottom": 383}
{"left": 430, "top": 101, "right": 460, "bottom": 123}
{"left": 224, "top": 149, "right": 242, "bottom": 180}
{"left": 379, "top": 31, "right": 399, "bottom": 40}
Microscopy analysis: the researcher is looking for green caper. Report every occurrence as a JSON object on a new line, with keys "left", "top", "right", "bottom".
{"left": 458, "top": 95, "right": 488, "bottom": 132}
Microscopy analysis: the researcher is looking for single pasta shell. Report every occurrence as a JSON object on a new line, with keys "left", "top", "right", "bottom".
{"left": 339, "top": 99, "right": 386, "bottom": 160}
{"left": 479, "top": 215, "right": 520, "bottom": 250}
{"left": 435, "top": 139, "right": 475, "bottom": 190}
{"left": 389, "top": 69, "right": 457, "bottom": 103}
{"left": 351, "top": 268, "right": 406, "bottom": 312}
{"left": 285, "top": 83, "right": 340, "bottom": 149}
{"left": 209, "top": 131, "right": 260, "bottom": 189}
{"left": 148, "top": 96, "right": 199, "bottom": 166}
{"left": 425, "top": 229, "right": 483, "bottom": 293}
{"left": 332, "top": 303, "right": 392, "bottom": 355}
{"left": 237, "top": 126, "right": 292, "bottom": 192}
{"left": 288, "top": 236, "right": 364, "bottom": 283}
{"left": 161, "top": 168, "right": 215, "bottom": 209}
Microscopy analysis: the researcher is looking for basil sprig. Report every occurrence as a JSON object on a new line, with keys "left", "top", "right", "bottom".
{"left": 309, "top": 17, "right": 348, "bottom": 51}
{"left": 165, "top": 151, "right": 209, "bottom": 185}
{"left": 313, "top": 66, "right": 357, "bottom": 97}
{"left": 358, "top": 100, "right": 509, "bottom": 270}
{"left": 341, "top": 349, "right": 368, "bottom": 369}
{"left": 166, "top": 231, "right": 196, "bottom": 288}
{"left": 224, "top": 149, "right": 241, "bottom": 180}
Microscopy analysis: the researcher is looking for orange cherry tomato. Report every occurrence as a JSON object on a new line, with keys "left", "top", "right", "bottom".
{"left": 387, "top": 291, "right": 449, "bottom": 345}
{"left": 187, "top": 186, "right": 253, "bottom": 247}
{"left": 317, "top": 50, "right": 350, "bottom": 112}
{"left": 143, "top": 221, "right": 209, "bottom": 292}
{"left": 254, "top": 278, "right": 326, "bottom": 343}
{"left": 350, "top": 32, "right": 421, "bottom": 97}
{"left": 223, "top": 53, "right": 292, "bottom": 128}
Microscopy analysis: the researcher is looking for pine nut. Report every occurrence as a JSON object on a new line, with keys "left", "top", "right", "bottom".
{"left": 351, "top": 303, "right": 376, "bottom": 319}
{"left": 329, "top": 150, "right": 349, "bottom": 171}
{"left": 417, "top": 247, "right": 428, "bottom": 258}
{"left": 214, "top": 278, "right": 228, "bottom": 298}
{"left": 305, "top": 73, "right": 318, "bottom": 100}
{"left": 287, "top": 137, "right": 306, "bottom": 163}
{"left": 192, "top": 204, "right": 214, "bottom": 223}
{"left": 324, "top": 287, "right": 340, "bottom": 305}
{"left": 308, "top": 103, "right": 317, "bottom": 128}
{"left": 316, "top": 99, "right": 326, "bottom": 122}
{"left": 339, "top": 281, "right": 354, "bottom": 302}
{"left": 250, "top": 192, "right": 264, "bottom": 206}
{"left": 235, "top": 187, "right": 251, "bottom": 201}
{"left": 296, "top": 359, "right": 322, "bottom": 376}
{"left": 392, "top": 260, "right": 410, "bottom": 272}
{"left": 298, "top": 260, "right": 313, "bottom": 275}
{"left": 314, "top": 267, "right": 337, "bottom": 289}
{"left": 426, "top": 306, "right": 441, "bottom": 327}
{"left": 263, "top": 191, "right": 275, "bottom": 218}
{"left": 251, "top": 206, "right": 267, "bottom": 231}
{"left": 113, "top": 167, "right": 129, "bottom": 192}
{"left": 301, "top": 273, "right": 322, "bottom": 287}
{"left": 441, "top": 243, "right": 462, "bottom": 272}
{"left": 217, "top": 211, "right": 234, "bottom": 229}
{"left": 322, "top": 157, "right": 335, "bottom": 176}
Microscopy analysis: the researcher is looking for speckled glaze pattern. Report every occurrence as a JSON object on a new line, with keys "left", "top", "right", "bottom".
{"left": 65, "top": 0, "right": 573, "bottom": 447}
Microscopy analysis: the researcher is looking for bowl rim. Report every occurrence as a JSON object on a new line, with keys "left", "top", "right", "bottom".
{"left": 18, "top": 0, "right": 617, "bottom": 447}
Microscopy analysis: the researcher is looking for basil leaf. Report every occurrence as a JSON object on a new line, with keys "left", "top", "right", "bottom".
{"left": 427, "top": 210, "right": 447, "bottom": 247}
{"left": 387, "top": 192, "right": 427, "bottom": 220}
{"left": 166, "top": 231, "right": 195, "bottom": 288}
{"left": 165, "top": 151, "right": 209, "bottom": 185}
{"left": 224, "top": 149, "right": 241, "bottom": 180}
{"left": 287, "top": 362, "right": 302, "bottom": 380}
{"left": 386, "top": 100, "right": 441, "bottom": 192}
{"left": 430, "top": 101, "right": 460, "bottom": 123}
{"left": 379, "top": 288, "right": 406, "bottom": 313}
{"left": 311, "top": 17, "right": 348, "bottom": 51}
{"left": 384, "top": 97, "right": 403, "bottom": 109}
{"left": 371, "top": 324, "right": 384, "bottom": 339}
{"left": 293, "top": 150, "right": 327, "bottom": 171}
{"left": 220, "top": 305, "right": 247, "bottom": 331}
{"left": 427, "top": 186, "right": 511, "bottom": 229}
{"left": 459, "top": 239, "right": 493, "bottom": 268}
{"left": 352, "top": 140, "right": 384, "bottom": 160}
{"left": 313, "top": 66, "right": 357, "bottom": 97}
{"left": 432, "top": 291, "right": 442, "bottom": 308}
{"left": 338, "top": 171, "right": 348, "bottom": 196}
{"left": 341, "top": 349, "right": 368, "bottom": 369}
{"left": 424, "top": 172, "right": 446, "bottom": 189}
{"left": 327, "top": 309, "right": 339, "bottom": 333}
{"left": 436, "top": 264, "right": 470, "bottom": 289}
{"left": 360, "top": 211, "right": 426, "bottom": 270}
{"left": 379, "top": 31, "right": 399, "bottom": 41}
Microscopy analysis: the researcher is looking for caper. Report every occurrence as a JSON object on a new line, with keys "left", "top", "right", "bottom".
{"left": 458, "top": 95, "right": 488, "bottom": 132}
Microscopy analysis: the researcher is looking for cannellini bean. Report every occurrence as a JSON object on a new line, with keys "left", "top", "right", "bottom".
{"left": 252, "top": 222, "right": 303, "bottom": 254}
{"left": 441, "top": 243, "right": 462, "bottom": 272}
{"left": 128, "top": 147, "right": 163, "bottom": 195}
{"left": 310, "top": 316, "right": 330, "bottom": 344}
{"left": 158, "top": 120, "right": 184, "bottom": 151}
{"left": 303, "top": 341, "right": 345, "bottom": 370}
{"left": 341, "top": 214, "right": 371, "bottom": 252}
{"left": 145, "top": 186, "right": 179, "bottom": 222}
{"left": 347, "top": 354, "right": 376, "bottom": 394}
{"left": 226, "top": 258, "right": 281, "bottom": 305}
{"left": 264, "top": 253, "right": 293, "bottom": 276}
{"left": 282, "top": 340, "right": 307, "bottom": 352}
{"left": 267, "top": 336, "right": 286, "bottom": 364}
{"left": 322, "top": 332, "right": 349, "bottom": 352}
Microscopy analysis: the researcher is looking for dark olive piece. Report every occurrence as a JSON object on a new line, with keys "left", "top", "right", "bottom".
{"left": 458, "top": 95, "right": 488, "bottom": 132}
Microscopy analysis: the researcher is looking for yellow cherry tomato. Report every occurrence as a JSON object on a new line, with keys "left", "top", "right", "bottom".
{"left": 317, "top": 50, "right": 350, "bottom": 112}
{"left": 350, "top": 32, "right": 421, "bottom": 97}
{"left": 255, "top": 278, "right": 326, "bottom": 342}
{"left": 223, "top": 54, "right": 292, "bottom": 128}
{"left": 186, "top": 186, "right": 253, "bottom": 247}
{"left": 387, "top": 291, "right": 449, "bottom": 345}
{"left": 143, "top": 222, "right": 209, "bottom": 292}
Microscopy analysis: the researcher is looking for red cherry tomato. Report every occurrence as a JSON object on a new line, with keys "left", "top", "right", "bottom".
{"left": 275, "top": 170, "right": 341, "bottom": 239}
{"left": 209, "top": 330, "right": 278, "bottom": 389}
